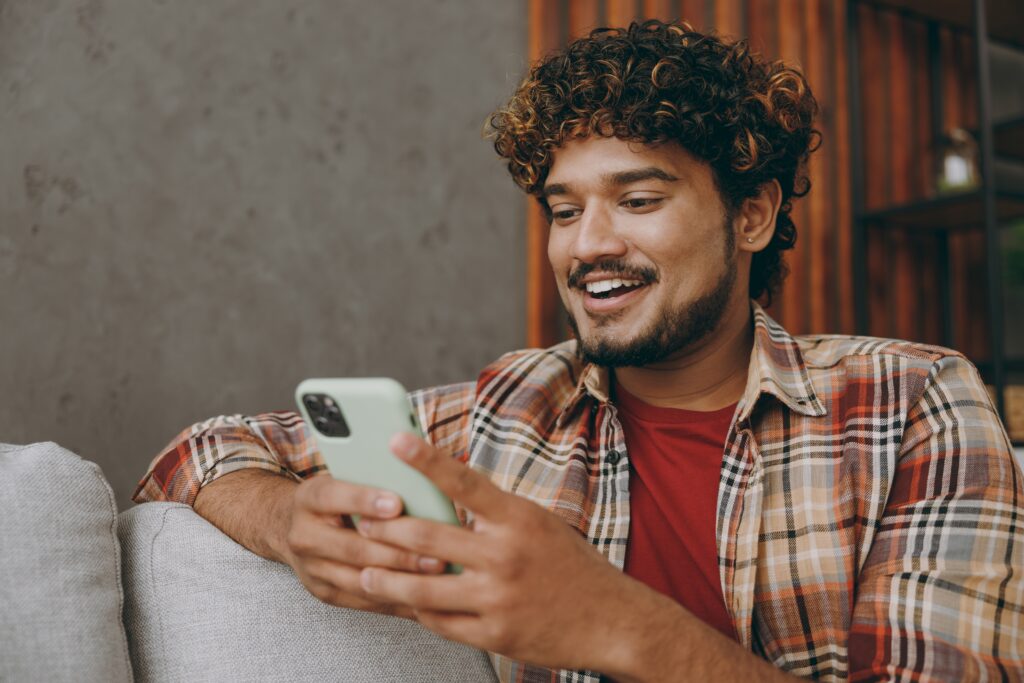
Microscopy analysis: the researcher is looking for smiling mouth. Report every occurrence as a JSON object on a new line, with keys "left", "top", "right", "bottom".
{"left": 583, "top": 278, "right": 647, "bottom": 300}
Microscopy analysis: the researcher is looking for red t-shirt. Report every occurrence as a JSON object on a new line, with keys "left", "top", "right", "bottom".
{"left": 615, "top": 383, "right": 738, "bottom": 641}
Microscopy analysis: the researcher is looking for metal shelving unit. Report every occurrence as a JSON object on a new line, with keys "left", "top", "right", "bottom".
{"left": 847, "top": 0, "right": 1024, "bottom": 440}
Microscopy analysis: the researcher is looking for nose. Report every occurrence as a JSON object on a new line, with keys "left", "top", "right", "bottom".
{"left": 571, "top": 204, "right": 628, "bottom": 264}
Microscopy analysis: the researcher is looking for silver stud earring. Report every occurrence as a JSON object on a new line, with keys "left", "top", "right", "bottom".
{"left": 746, "top": 237, "right": 754, "bottom": 244}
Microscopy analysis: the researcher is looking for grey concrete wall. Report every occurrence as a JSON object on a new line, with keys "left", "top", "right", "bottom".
{"left": 0, "top": 0, "right": 527, "bottom": 509}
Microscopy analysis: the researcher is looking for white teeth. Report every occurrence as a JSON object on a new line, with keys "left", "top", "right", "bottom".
{"left": 585, "top": 278, "right": 643, "bottom": 294}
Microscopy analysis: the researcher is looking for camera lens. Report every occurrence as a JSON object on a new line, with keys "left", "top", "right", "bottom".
{"left": 326, "top": 404, "right": 341, "bottom": 420}
{"left": 303, "top": 394, "right": 322, "bottom": 414}
{"left": 314, "top": 415, "right": 330, "bottom": 433}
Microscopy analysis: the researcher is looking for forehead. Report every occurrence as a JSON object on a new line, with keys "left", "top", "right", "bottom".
{"left": 545, "top": 136, "right": 707, "bottom": 187}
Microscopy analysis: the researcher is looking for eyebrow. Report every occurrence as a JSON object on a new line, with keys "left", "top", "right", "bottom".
{"left": 542, "top": 166, "right": 680, "bottom": 199}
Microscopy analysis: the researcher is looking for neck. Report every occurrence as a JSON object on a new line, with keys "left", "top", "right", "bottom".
{"left": 612, "top": 301, "right": 754, "bottom": 411}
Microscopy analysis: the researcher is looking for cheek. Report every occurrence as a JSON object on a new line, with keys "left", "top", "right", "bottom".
{"left": 640, "top": 235, "right": 719, "bottom": 292}
{"left": 546, "top": 230, "right": 572, "bottom": 277}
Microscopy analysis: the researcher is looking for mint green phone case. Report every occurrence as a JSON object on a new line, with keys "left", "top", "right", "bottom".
{"left": 294, "top": 378, "right": 461, "bottom": 527}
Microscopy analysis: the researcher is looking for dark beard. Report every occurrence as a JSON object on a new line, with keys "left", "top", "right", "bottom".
{"left": 566, "top": 241, "right": 737, "bottom": 368}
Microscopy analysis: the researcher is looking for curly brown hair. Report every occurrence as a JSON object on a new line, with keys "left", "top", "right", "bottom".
{"left": 487, "top": 20, "right": 820, "bottom": 304}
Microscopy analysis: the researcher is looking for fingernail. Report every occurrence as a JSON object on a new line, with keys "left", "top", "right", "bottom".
{"left": 418, "top": 557, "right": 443, "bottom": 572}
{"left": 360, "top": 568, "right": 374, "bottom": 592}
{"left": 375, "top": 496, "right": 399, "bottom": 514}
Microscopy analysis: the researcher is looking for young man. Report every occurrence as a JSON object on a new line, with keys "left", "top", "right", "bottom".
{"left": 135, "top": 21, "right": 1022, "bottom": 682}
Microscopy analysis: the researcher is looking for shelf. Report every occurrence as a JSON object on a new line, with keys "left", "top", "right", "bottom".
{"left": 850, "top": 0, "right": 1023, "bottom": 434}
{"left": 858, "top": 0, "right": 1024, "bottom": 49}
{"left": 862, "top": 190, "right": 1024, "bottom": 230}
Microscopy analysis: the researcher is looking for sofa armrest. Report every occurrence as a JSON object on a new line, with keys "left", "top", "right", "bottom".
{"left": 119, "top": 502, "right": 497, "bottom": 682}
{"left": 0, "top": 442, "right": 133, "bottom": 683}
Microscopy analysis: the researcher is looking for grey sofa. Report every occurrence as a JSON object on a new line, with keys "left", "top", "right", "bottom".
{"left": 0, "top": 442, "right": 498, "bottom": 682}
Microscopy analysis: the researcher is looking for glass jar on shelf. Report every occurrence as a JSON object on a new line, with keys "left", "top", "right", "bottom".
{"left": 934, "top": 127, "right": 980, "bottom": 195}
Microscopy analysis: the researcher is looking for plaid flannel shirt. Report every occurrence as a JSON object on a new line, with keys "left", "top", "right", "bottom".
{"left": 135, "top": 302, "right": 1024, "bottom": 682}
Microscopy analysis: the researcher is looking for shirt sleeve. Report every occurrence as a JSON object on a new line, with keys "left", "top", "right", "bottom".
{"left": 848, "top": 354, "right": 1024, "bottom": 681}
{"left": 133, "top": 382, "right": 477, "bottom": 506}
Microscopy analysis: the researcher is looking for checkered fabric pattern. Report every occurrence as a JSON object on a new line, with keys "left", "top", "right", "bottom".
{"left": 135, "top": 302, "right": 1023, "bottom": 682}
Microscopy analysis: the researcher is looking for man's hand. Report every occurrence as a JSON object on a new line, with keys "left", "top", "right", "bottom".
{"left": 281, "top": 474, "right": 448, "bottom": 617}
{"left": 194, "top": 469, "right": 447, "bottom": 619}
{"left": 354, "top": 433, "right": 656, "bottom": 673}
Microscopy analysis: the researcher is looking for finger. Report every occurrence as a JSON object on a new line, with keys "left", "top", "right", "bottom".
{"left": 297, "top": 474, "right": 403, "bottom": 519}
{"left": 389, "top": 433, "right": 511, "bottom": 519}
{"left": 291, "top": 521, "right": 446, "bottom": 574}
{"left": 303, "top": 561, "right": 371, "bottom": 603}
{"left": 361, "top": 567, "right": 477, "bottom": 613}
{"left": 357, "top": 515, "right": 478, "bottom": 567}
{"left": 302, "top": 571, "right": 415, "bottom": 618}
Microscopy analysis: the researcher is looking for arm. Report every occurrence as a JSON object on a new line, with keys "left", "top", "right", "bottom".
{"left": 194, "top": 468, "right": 298, "bottom": 564}
{"left": 848, "top": 355, "right": 1024, "bottom": 680}
{"left": 137, "top": 419, "right": 446, "bottom": 615}
{"left": 600, "top": 593, "right": 798, "bottom": 683}
{"left": 133, "top": 382, "right": 476, "bottom": 613}
{"left": 356, "top": 433, "right": 803, "bottom": 681}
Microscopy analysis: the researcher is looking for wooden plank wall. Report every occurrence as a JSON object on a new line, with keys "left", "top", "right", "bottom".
{"left": 525, "top": 0, "right": 984, "bottom": 352}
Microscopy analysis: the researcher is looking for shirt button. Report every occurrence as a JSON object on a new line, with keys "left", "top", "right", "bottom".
{"left": 606, "top": 449, "right": 622, "bottom": 465}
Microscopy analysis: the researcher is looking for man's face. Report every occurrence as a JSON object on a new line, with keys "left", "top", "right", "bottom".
{"left": 544, "top": 136, "right": 739, "bottom": 367}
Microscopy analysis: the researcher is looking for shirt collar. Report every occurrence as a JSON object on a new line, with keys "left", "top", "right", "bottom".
{"left": 557, "top": 300, "right": 826, "bottom": 424}
{"left": 737, "top": 301, "right": 827, "bottom": 421}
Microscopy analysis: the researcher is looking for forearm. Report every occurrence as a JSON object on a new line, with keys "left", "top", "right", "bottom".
{"left": 599, "top": 584, "right": 796, "bottom": 683}
{"left": 194, "top": 469, "right": 298, "bottom": 565}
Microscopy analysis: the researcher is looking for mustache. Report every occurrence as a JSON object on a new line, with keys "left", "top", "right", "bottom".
{"left": 567, "top": 260, "right": 659, "bottom": 289}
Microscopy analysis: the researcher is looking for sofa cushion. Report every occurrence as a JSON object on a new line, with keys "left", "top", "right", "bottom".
{"left": 119, "top": 502, "right": 498, "bottom": 682}
{"left": 0, "top": 442, "right": 133, "bottom": 682}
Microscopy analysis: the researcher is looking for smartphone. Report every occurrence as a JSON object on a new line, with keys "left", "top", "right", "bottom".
{"left": 294, "top": 377, "right": 461, "bottom": 529}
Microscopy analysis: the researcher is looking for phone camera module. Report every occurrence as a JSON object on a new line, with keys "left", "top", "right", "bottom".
{"left": 305, "top": 393, "right": 351, "bottom": 438}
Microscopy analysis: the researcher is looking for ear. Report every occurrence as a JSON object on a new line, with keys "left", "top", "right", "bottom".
{"left": 733, "top": 180, "right": 782, "bottom": 251}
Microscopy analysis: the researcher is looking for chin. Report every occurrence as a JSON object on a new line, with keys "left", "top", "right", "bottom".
{"left": 574, "top": 324, "right": 674, "bottom": 368}
{"left": 570, "top": 295, "right": 728, "bottom": 368}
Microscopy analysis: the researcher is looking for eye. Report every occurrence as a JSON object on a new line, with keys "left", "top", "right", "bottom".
{"left": 621, "top": 197, "right": 664, "bottom": 211}
{"left": 550, "top": 207, "right": 582, "bottom": 225}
